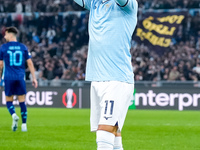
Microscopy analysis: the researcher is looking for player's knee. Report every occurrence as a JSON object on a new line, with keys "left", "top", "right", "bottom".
{"left": 18, "top": 95, "right": 26, "bottom": 102}
{"left": 98, "top": 125, "right": 118, "bottom": 135}
{"left": 6, "top": 96, "right": 14, "bottom": 102}
{"left": 18, "top": 99, "right": 25, "bottom": 103}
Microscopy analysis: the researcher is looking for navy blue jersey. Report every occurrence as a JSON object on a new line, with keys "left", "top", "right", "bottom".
{"left": 0, "top": 42, "right": 31, "bottom": 80}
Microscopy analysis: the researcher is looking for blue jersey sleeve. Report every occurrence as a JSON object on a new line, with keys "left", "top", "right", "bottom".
{"left": 25, "top": 50, "right": 31, "bottom": 60}
{"left": 23, "top": 45, "right": 31, "bottom": 60}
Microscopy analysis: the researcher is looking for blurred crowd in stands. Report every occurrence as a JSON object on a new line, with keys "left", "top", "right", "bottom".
{"left": 0, "top": 0, "right": 83, "bottom": 12}
{"left": 0, "top": 0, "right": 200, "bottom": 84}
{"left": 138, "top": 0, "right": 200, "bottom": 9}
{"left": 0, "top": 0, "right": 200, "bottom": 13}
{"left": 0, "top": 12, "right": 89, "bottom": 85}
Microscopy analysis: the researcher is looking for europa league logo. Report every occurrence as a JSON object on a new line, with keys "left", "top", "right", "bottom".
{"left": 62, "top": 89, "right": 77, "bottom": 108}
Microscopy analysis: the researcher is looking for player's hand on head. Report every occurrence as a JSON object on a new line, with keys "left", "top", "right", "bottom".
{"left": 32, "top": 79, "right": 38, "bottom": 88}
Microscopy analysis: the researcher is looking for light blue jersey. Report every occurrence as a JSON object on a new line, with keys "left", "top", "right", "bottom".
{"left": 74, "top": 0, "right": 138, "bottom": 83}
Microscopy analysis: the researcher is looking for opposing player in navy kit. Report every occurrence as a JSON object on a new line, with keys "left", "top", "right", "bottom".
{"left": 74, "top": 0, "right": 138, "bottom": 149}
{"left": 0, "top": 27, "right": 38, "bottom": 132}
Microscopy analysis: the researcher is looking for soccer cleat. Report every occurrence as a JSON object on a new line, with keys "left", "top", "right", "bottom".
{"left": 12, "top": 114, "right": 19, "bottom": 131}
{"left": 21, "top": 124, "right": 27, "bottom": 132}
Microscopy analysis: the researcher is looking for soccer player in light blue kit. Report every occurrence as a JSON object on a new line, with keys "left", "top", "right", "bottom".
{"left": 74, "top": 0, "right": 138, "bottom": 149}
{"left": 0, "top": 27, "right": 38, "bottom": 132}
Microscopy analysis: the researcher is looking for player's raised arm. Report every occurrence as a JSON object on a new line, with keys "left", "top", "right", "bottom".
{"left": 115, "top": 0, "right": 138, "bottom": 11}
{"left": 74, "top": 0, "right": 92, "bottom": 10}
{"left": 0, "top": 60, "right": 3, "bottom": 75}
{"left": 27, "top": 59, "right": 38, "bottom": 88}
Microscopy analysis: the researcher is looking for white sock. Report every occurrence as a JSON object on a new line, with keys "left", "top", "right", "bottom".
{"left": 96, "top": 130, "right": 115, "bottom": 150}
{"left": 114, "top": 136, "right": 123, "bottom": 150}
{"left": 12, "top": 113, "right": 17, "bottom": 119}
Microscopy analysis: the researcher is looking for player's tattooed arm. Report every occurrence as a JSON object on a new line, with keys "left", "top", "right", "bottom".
{"left": 0, "top": 60, "right": 3, "bottom": 88}
{"left": 0, "top": 60, "right": 3, "bottom": 79}
{"left": 27, "top": 59, "right": 38, "bottom": 88}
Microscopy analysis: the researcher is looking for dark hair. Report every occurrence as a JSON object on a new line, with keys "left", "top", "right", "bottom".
{"left": 5, "top": 26, "right": 19, "bottom": 35}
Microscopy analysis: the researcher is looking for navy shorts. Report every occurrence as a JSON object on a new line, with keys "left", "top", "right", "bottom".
{"left": 4, "top": 80, "right": 26, "bottom": 96}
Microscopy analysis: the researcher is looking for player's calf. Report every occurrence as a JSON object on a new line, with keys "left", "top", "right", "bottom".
{"left": 19, "top": 102, "right": 27, "bottom": 123}
{"left": 6, "top": 101, "right": 19, "bottom": 131}
{"left": 19, "top": 101, "right": 28, "bottom": 132}
{"left": 96, "top": 125, "right": 118, "bottom": 150}
{"left": 97, "top": 125, "right": 123, "bottom": 150}
{"left": 6, "top": 101, "right": 15, "bottom": 116}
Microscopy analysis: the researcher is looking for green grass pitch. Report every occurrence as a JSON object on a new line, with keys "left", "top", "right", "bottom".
{"left": 0, "top": 107, "right": 200, "bottom": 150}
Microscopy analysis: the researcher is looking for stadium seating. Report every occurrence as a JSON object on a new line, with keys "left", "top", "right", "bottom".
{"left": 0, "top": 0, "right": 200, "bottom": 82}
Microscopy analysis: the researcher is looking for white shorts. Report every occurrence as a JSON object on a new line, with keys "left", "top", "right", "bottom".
{"left": 90, "top": 81, "right": 134, "bottom": 132}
